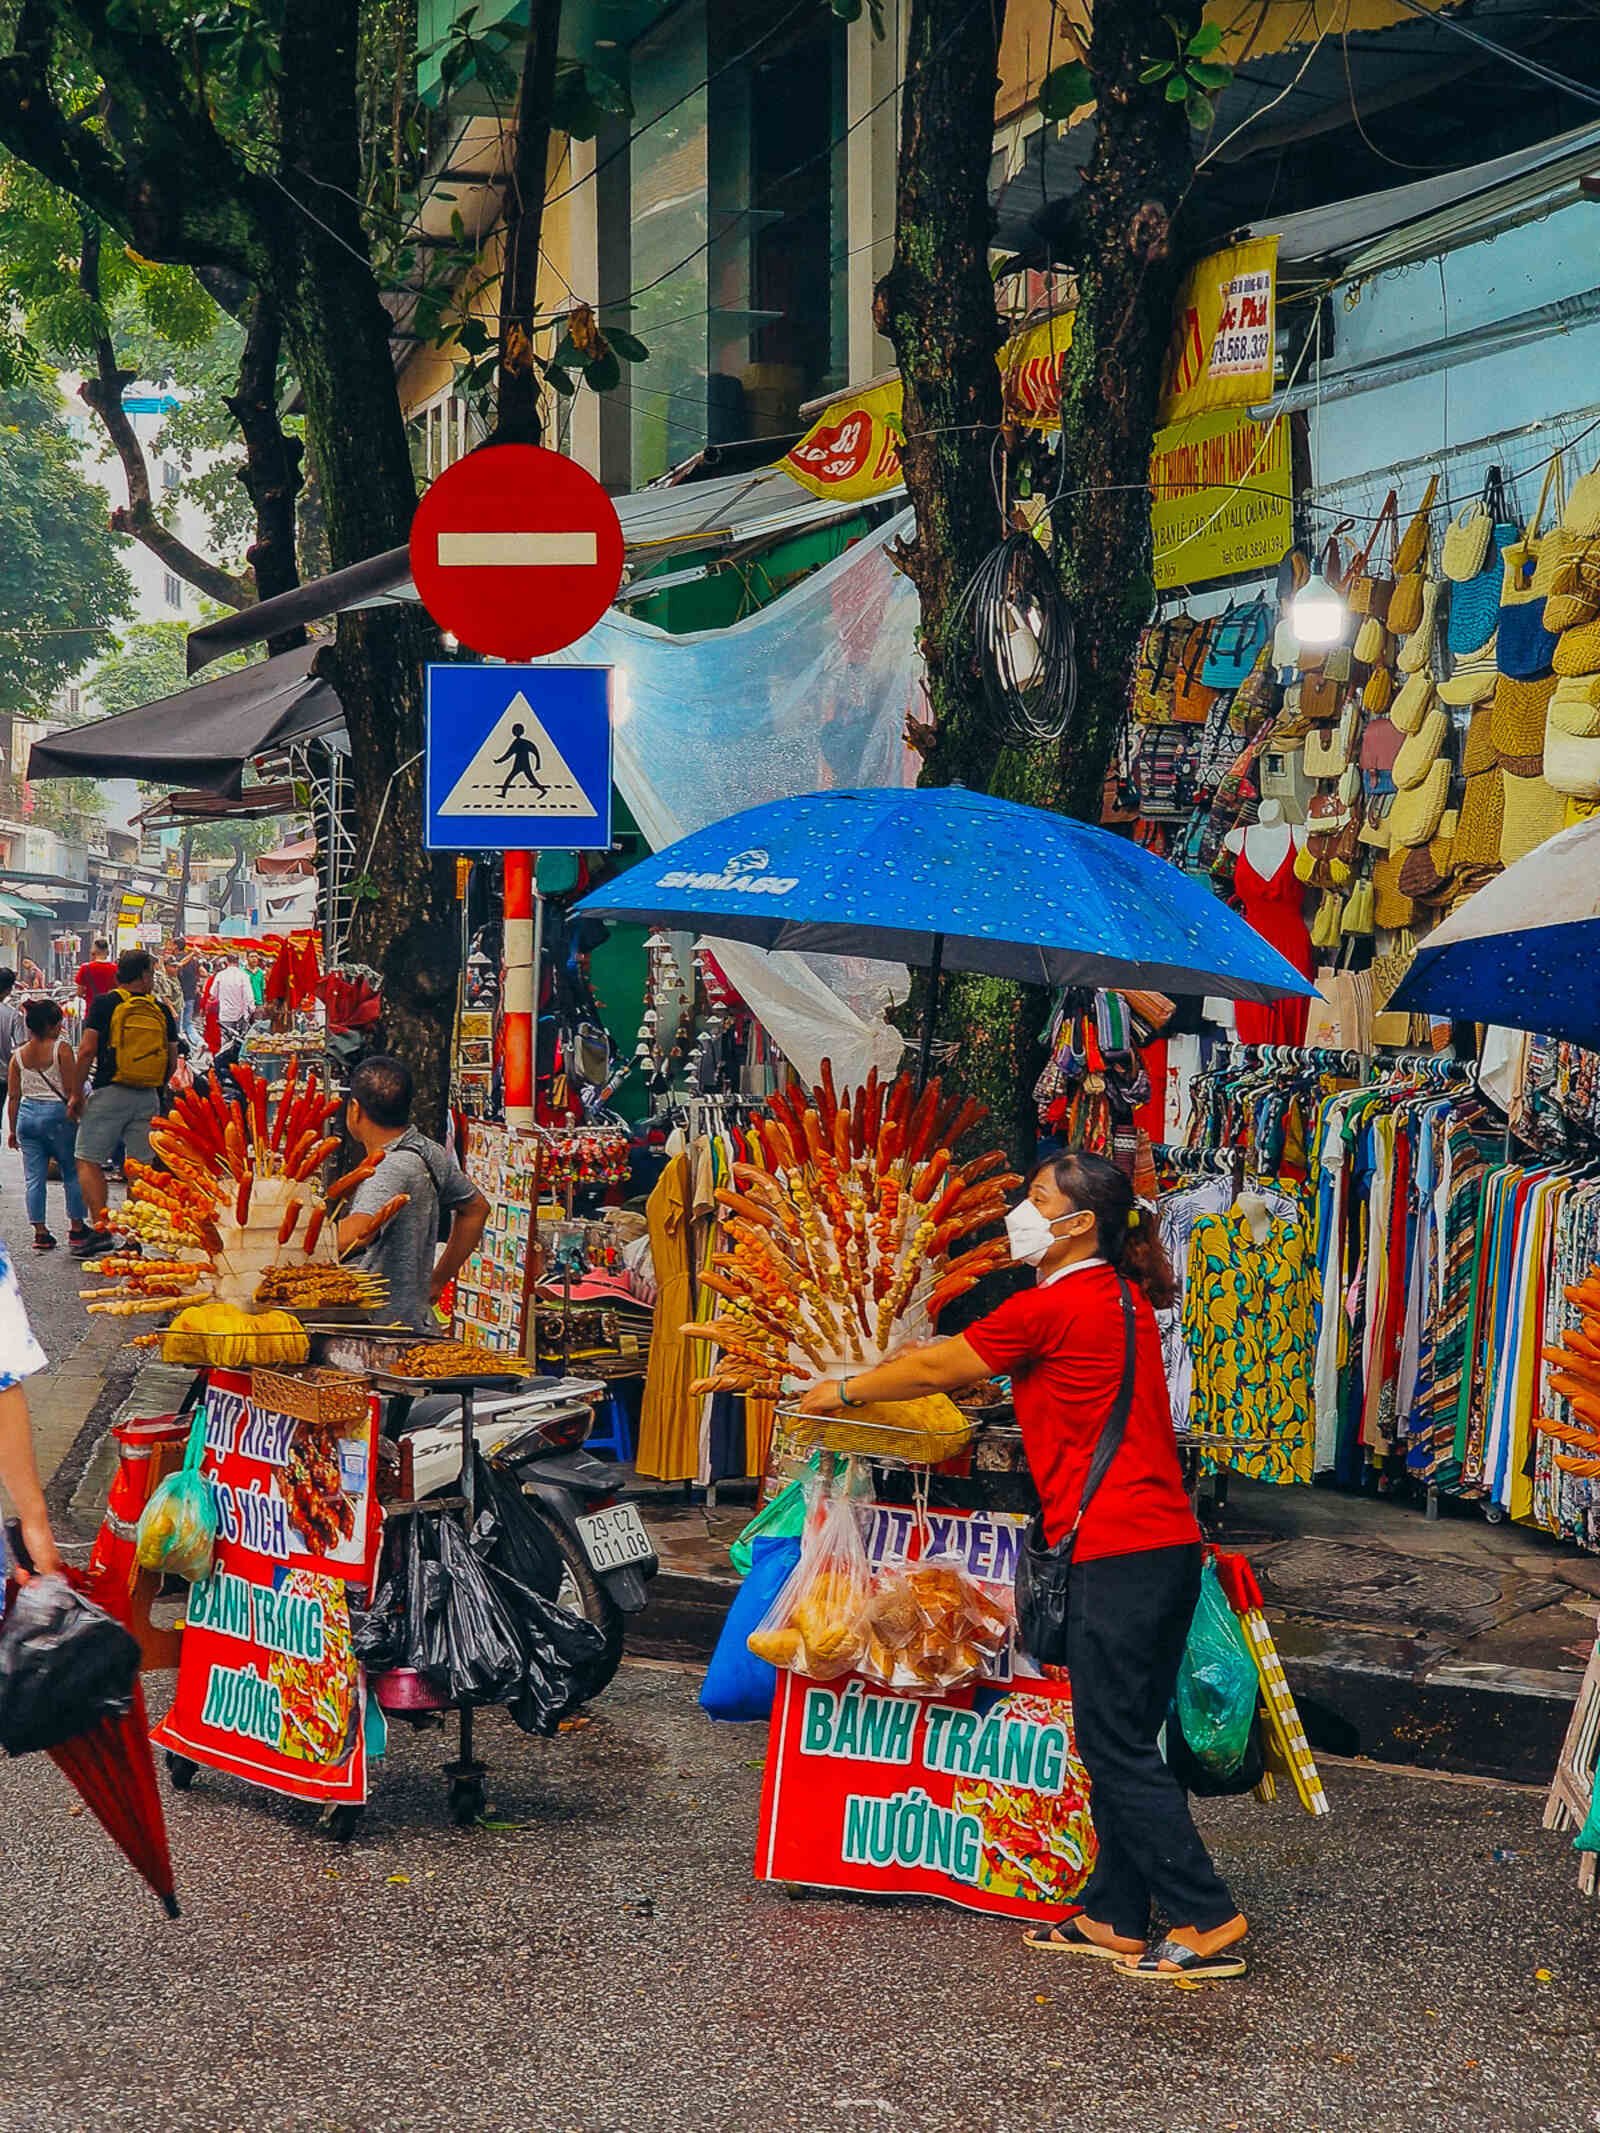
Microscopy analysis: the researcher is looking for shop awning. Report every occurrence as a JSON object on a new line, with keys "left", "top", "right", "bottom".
{"left": 0, "top": 895, "right": 30, "bottom": 924}
{"left": 0, "top": 891, "right": 57, "bottom": 917}
{"left": 184, "top": 463, "right": 875, "bottom": 675}
{"left": 27, "top": 646, "right": 343, "bottom": 796}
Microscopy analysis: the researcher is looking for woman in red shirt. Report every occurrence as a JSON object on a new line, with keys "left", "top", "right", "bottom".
{"left": 799, "top": 1150, "right": 1247, "bottom": 1984}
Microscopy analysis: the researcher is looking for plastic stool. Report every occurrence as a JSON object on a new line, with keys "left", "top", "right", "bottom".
{"left": 587, "top": 1389, "right": 635, "bottom": 1463}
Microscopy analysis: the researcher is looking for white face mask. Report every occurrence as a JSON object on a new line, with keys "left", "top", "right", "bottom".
{"left": 1005, "top": 1200, "right": 1070, "bottom": 1267}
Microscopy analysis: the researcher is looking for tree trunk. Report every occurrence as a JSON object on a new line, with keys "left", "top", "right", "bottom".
{"left": 223, "top": 293, "right": 306, "bottom": 636}
{"left": 266, "top": 0, "right": 460, "bottom": 1127}
{"left": 877, "top": 0, "right": 1199, "bottom": 1171}
{"left": 493, "top": 0, "right": 563, "bottom": 448}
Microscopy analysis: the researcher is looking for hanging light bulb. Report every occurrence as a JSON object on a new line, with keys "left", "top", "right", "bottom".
{"left": 1291, "top": 569, "right": 1345, "bottom": 647}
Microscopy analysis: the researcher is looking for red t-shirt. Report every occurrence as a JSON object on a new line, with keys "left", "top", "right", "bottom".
{"left": 965, "top": 1260, "right": 1199, "bottom": 1563}
{"left": 77, "top": 959, "right": 118, "bottom": 1004}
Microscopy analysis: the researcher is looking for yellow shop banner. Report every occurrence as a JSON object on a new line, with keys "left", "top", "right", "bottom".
{"left": 781, "top": 314, "right": 1076, "bottom": 502}
{"left": 1159, "top": 236, "right": 1278, "bottom": 422}
{"left": 1150, "top": 407, "right": 1292, "bottom": 589}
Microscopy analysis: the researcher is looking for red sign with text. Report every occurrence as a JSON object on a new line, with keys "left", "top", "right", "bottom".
{"left": 151, "top": 1370, "right": 381, "bottom": 1805}
{"left": 756, "top": 1671, "right": 1093, "bottom": 1918}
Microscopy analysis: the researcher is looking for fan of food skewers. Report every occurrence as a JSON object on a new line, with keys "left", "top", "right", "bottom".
{"left": 82, "top": 1057, "right": 408, "bottom": 1333}
{"left": 1534, "top": 1266, "right": 1600, "bottom": 1477}
{"left": 684, "top": 1063, "right": 1017, "bottom": 1400}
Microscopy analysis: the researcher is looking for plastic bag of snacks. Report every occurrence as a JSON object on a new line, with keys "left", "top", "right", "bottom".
{"left": 134, "top": 1410, "right": 217, "bottom": 1584}
{"left": 861, "top": 1551, "right": 1013, "bottom": 1694}
{"left": 745, "top": 1486, "right": 873, "bottom": 1682}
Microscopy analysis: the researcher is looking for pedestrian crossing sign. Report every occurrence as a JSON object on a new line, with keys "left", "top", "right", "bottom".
{"left": 425, "top": 664, "right": 613, "bottom": 852}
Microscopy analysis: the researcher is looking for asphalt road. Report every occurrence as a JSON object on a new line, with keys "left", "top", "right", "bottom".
{"left": 1, "top": 1128, "right": 98, "bottom": 1365}
{"left": 2, "top": 1660, "right": 1597, "bottom": 2133}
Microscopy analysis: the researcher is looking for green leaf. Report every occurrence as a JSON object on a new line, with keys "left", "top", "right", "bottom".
{"left": 1186, "top": 59, "right": 1231, "bottom": 88}
{"left": 830, "top": 0, "right": 864, "bottom": 17}
{"left": 454, "top": 316, "right": 492, "bottom": 356}
{"left": 1139, "top": 59, "right": 1175, "bottom": 80}
{"left": 607, "top": 327, "right": 649, "bottom": 363}
{"left": 1164, "top": 73, "right": 1190, "bottom": 101}
{"left": 1186, "top": 20, "right": 1225, "bottom": 53}
{"left": 582, "top": 346, "right": 623, "bottom": 394}
{"left": 882, "top": 410, "right": 906, "bottom": 445}
{"left": 544, "top": 363, "right": 577, "bottom": 396}
{"left": 474, "top": 42, "right": 518, "bottom": 100}
{"left": 1187, "top": 87, "right": 1216, "bottom": 128}
{"left": 1037, "top": 59, "right": 1092, "bottom": 121}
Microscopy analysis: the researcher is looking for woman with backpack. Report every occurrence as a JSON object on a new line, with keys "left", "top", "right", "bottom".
{"left": 5, "top": 999, "right": 89, "bottom": 1251}
{"left": 68, "top": 948, "right": 178, "bottom": 1257}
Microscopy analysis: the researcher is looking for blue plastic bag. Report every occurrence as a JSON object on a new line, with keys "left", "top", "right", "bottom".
{"left": 1173, "top": 1560, "right": 1258, "bottom": 1778}
{"left": 700, "top": 1535, "right": 802, "bottom": 1722}
{"left": 729, "top": 1458, "right": 820, "bottom": 1577}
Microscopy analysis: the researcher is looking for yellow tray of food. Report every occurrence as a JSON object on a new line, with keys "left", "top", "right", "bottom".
{"left": 776, "top": 1394, "right": 974, "bottom": 1465}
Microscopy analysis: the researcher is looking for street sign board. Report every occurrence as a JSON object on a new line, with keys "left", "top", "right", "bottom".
{"left": 425, "top": 664, "right": 613, "bottom": 852}
{"left": 408, "top": 442, "right": 625, "bottom": 659}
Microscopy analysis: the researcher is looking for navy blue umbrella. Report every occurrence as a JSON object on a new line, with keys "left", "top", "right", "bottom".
{"left": 574, "top": 788, "right": 1313, "bottom": 1080}
{"left": 1390, "top": 814, "right": 1600, "bottom": 1047}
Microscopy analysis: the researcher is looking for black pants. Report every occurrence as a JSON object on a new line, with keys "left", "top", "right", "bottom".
{"left": 1067, "top": 1541, "right": 1237, "bottom": 1939}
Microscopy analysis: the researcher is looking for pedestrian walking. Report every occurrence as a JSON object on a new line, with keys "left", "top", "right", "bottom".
{"left": 75, "top": 938, "right": 118, "bottom": 1009}
{"left": 0, "top": 1236, "right": 60, "bottom": 1580}
{"left": 69, "top": 948, "right": 178, "bottom": 1256}
{"left": 798, "top": 1148, "right": 1249, "bottom": 1983}
{"left": 6, "top": 1000, "right": 88, "bottom": 1252}
{"left": 0, "top": 969, "right": 22, "bottom": 1082}
{"left": 172, "top": 939, "right": 201, "bottom": 1041}
{"left": 211, "top": 952, "right": 257, "bottom": 1051}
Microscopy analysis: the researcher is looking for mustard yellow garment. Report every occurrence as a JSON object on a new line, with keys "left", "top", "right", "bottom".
{"left": 636, "top": 1153, "right": 699, "bottom": 1482}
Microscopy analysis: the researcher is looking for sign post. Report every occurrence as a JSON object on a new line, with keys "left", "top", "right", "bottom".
{"left": 424, "top": 665, "right": 613, "bottom": 854}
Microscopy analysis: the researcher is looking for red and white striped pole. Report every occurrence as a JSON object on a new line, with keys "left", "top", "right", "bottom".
{"left": 503, "top": 851, "right": 536, "bottom": 1129}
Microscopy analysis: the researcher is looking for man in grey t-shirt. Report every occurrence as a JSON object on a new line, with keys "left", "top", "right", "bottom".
{"left": 337, "top": 1055, "right": 488, "bottom": 1332}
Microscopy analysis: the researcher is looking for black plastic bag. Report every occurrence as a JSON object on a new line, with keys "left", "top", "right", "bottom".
{"left": 350, "top": 1514, "right": 414, "bottom": 1673}
{"left": 488, "top": 1563, "right": 607, "bottom": 1736}
{"left": 434, "top": 1514, "right": 525, "bottom": 1705}
{"left": 0, "top": 1575, "right": 141, "bottom": 1756}
{"left": 469, "top": 1452, "right": 563, "bottom": 1599}
{"left": 1164, "top": 1699, "right": 1267, "bottom": 1797}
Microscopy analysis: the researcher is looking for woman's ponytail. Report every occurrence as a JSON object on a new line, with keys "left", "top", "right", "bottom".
{"left": 1038, "top": 1150, "right": 1176, "bottom": 1311}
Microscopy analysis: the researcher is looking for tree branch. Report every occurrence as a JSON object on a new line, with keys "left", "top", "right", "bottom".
{"left": 73, "top": 217, "right": 256, "bottom": 611}
{"left": 223, "top": 293, "right": 305, "bottom": 627}
{"left": 492, "top": 0, "right": 563, "bottom": 446}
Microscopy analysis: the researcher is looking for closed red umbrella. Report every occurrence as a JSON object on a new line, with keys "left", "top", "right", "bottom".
{"left": 44, "top": 1568, "right": 179, "bottom": 1918}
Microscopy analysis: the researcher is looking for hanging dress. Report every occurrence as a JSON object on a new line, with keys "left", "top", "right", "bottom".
{"left": 1232, "top": 839, "right": 1314, "bottom": 1047}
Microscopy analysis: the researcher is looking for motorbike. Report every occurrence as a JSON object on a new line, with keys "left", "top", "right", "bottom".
{"left": 388, "top": 1374, "right": 657, "bottom": 1701}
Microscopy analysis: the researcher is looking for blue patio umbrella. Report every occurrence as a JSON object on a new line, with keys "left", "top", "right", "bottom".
{"left": 573, "top": 787, "right": 1314, "bottom": 1080}
{"left": 1390, "top": 813, "right": 1600, "bottom": 1048}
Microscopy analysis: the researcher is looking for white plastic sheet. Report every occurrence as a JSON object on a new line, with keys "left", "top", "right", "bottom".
{"left": 551, "top": 513, "right": 921, "bottom": 1085}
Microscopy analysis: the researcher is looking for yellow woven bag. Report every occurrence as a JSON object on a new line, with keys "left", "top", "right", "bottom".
{"left": 1388, "top": 572, "right": 1424, "bottom": 638}
{"left": 1544, "top": 726, "right": 1600, "bottom": 800}
{"left": 1364, "top": 664, "right": 1394, "bottom": 714}
{"left": 1500, "top": 770, "right": 1568, "bottom": 863}
{"left": 1490, "top": 673, "right": 1555, "bottom": 761}
{"left": 1462, "top": 704, "right": 1497, "bottom": 776}
{"left": 1393, "top": 708, "right": 1448, "bottom": 790}
{"left": 1544, "top": 591, "right": 1599, "bottom": 635}
{"left": 1565, "top": 456, "right": 1600, "bottom": 538}
{"left": 1390, "top": 672, "right": 1434, "bottom": 735}
{"left": 1372, "top": 855, "right": 1414, "bottom": 931}
{"left": 1354, "top": 613, "right": 1388, "bottom": 666}
{"left": 1389, "top": 760, "right": 1451, "bottom": 847}
{"left": 1396, "top": 579, "right": 1441, "bottom": 674}
{"left": 1550, "top": 673, "right": 1600, "bottom": 736}
{"left": 1453, "top": 767, "right": 1505, "bottom": 865}
{"left": 1552, "top": 618, "right": 1600, "bottom": 677}
{"left": 1395, "top": 475, "right": 1439, "bottom": 575}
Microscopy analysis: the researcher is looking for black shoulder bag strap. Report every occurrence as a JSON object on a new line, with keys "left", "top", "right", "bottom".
{"left": 1014, "top": 1277, "right": 1139, "bottom": 1668}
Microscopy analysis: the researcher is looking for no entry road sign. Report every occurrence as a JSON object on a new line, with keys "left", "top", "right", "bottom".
{"left": 425, "top": 664, "right": 613, "bottom": 852}
{"left": 409, "top": 443, "right": 625, "bottom": 660}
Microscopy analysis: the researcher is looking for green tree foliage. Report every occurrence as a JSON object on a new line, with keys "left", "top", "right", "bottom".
{"left": 0, "top": 378, "right": 132, "bottom": 720}
{"left": 88, "top": 618, "right": 192, "bottom": 715}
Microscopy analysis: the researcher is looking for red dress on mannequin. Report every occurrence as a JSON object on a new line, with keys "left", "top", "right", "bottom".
{"left": 1232, "top": 835, "right": 1313, "bottom": 1045}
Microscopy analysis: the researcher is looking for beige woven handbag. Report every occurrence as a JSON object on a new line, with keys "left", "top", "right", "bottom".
{"left": 1394, "top": 708, "right": 1449, "bottom": 790}
{"left": 1390, "top": 760, "right": 1451, "bottom": 847}
{"left": 1565, "top": 456, "right": 1600, "bottom": 538}
{"left": 1396, "top": 578, "right": 1441, "bottom": 674}
{"left": 1441, "top": 500, "right": 1492, "bottom": 584}
{"left": 1552, "top": 618, "right": 1600, "bottom": 677}
{"left": 1544, "top": 725, "right": 1600, "bottom": 800}
{"left": 1395, "top": 475, "right": 1440, "bottom": 575}
{"left": 1500, "top": 770, "right": 1568, "bottom": 862}
{"left": 1390, "top": 672, "right": 1434, "bottom": 734}
{"left": 1490, "top": 673, "right": 1556, "bottom": 762}
{"left": 1550, "top": 673, "right": 1600, "bottom": 736}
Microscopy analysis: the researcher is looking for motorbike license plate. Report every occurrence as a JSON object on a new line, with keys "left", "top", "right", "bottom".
{"left": 577, "top": 1503, "right": 655, "bottom": 1574}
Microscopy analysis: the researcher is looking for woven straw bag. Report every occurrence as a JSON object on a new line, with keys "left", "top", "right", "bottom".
{"left": 1346, "top": 492, "right": 1399, "bottom": 619}
{"left": 1396, "top": 579, "right": 1442, "bottom": 673}
{"left": 1439, "top": 654, "right": 1498, "bottom": 705}
{"left": 1364, "top": 664, "right": 1394, "bottom": 714}
{"left": 1394, "top": 708, "right": 1449, "bottom": 789}
{"left": 1544, "top": 725, "right": 1600, "bottom": 799}
{"left": 1389, "top": 760, "right": 1451, "bottom": 847}
{"left": 1372, "top": 857, "right": 1415, "bottom": 932}
{"left": 1395, "top": 475, "right": 1440, "bottom": 576}
{"left": 1310, "top": 891, "right": 1345, "bottom": 952}
{"left": 1389, "top": 572, "right": 1424, "bottom": 639}
{"left": 1490, "top": 672, "right": 1555, "bottom": 762}
{"left": 1303, "top": 706, "right": 1356, "bottom": 780}
{"left": 1453, "top": 766, "right": 1505, "bottom": 865}
{"left": 1360, "top": 793, "right": 1394, "bottom": 850}
{"left": 1532, "top": 526, "right": 1582, "bottom": 599}
{"left": 1545, "top": 591, "right": 1599, "bottom": 635}
{"left": 1399, "top": 837, "right": 1448, "bottom": 905}
{"left": 1565, "top": 456, "right": 1600, "bottom": 538}
{"left": 1462, "top": 704, "right": 1498, "bottom": 775}
{"left": 1441, "top": 501, "right": 1492, "bottom": 584}
{"left": 1371, "top": 926, "right": 1418, "bottom": 1010}
{"left": 1497, "top": 456, "right": 1564, "bottom": 680}
{"left": 1298, "top": 672, "right": 1341, "bottom": 723}
{"left": 1550, "top": 544, "right": 1600, "bottom": 600}
{"left": 1341, "top": 878, "right": 1376, "bottom": 937}
{"left": 1550, "top": 673, "right": 1600, "bottom": 736}
{"left": 1354, "top": 614, "right": 1388, "bottom": 666}
{"left": 1500, "top": 770, "right": 1568, "bottom": 862}
{"left": 1389, "top": 672, "right": 1434, "bottom": 734}
{"left": 1553, "top": 618, "right": 1600, "bottom": 677}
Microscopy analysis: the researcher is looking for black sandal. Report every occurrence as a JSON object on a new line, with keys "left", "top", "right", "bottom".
{"left": 1115, "top": 1936, "right": 1248, "bottom": 1985}
{"left": 1023, "top": 1917, "right": 1141, "bottom": 1961}
{"left": 32, "top": 1232, "right": 56, "bottom": 1252}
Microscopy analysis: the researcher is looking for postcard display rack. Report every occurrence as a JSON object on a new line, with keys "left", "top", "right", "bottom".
{"left": 452, "top": 1122, "right": 631, "bottom": 1359}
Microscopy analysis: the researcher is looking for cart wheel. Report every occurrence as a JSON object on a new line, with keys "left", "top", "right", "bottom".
{"left": 447, "top": 1776, "right": 486, "bottom": 1826}
{"left": 165, "top": 1753, "right": 198, "bottom": 1793}
{"left": 1483, "top": 1503, "right": 1506, "bottom": 1525}
{"left": 325, "top": 1805, "right": 364, "bottom": 1843}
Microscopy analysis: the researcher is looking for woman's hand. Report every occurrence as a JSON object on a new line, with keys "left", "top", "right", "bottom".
{"left": 15, "top": 1510, "right": 63, "bottom": 1580}
{"left": 797, "top": 1377, "right": 848, "bottom": 1418}
{"left": 5, "top": 1131, "right": 15, "bottom": 1150}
